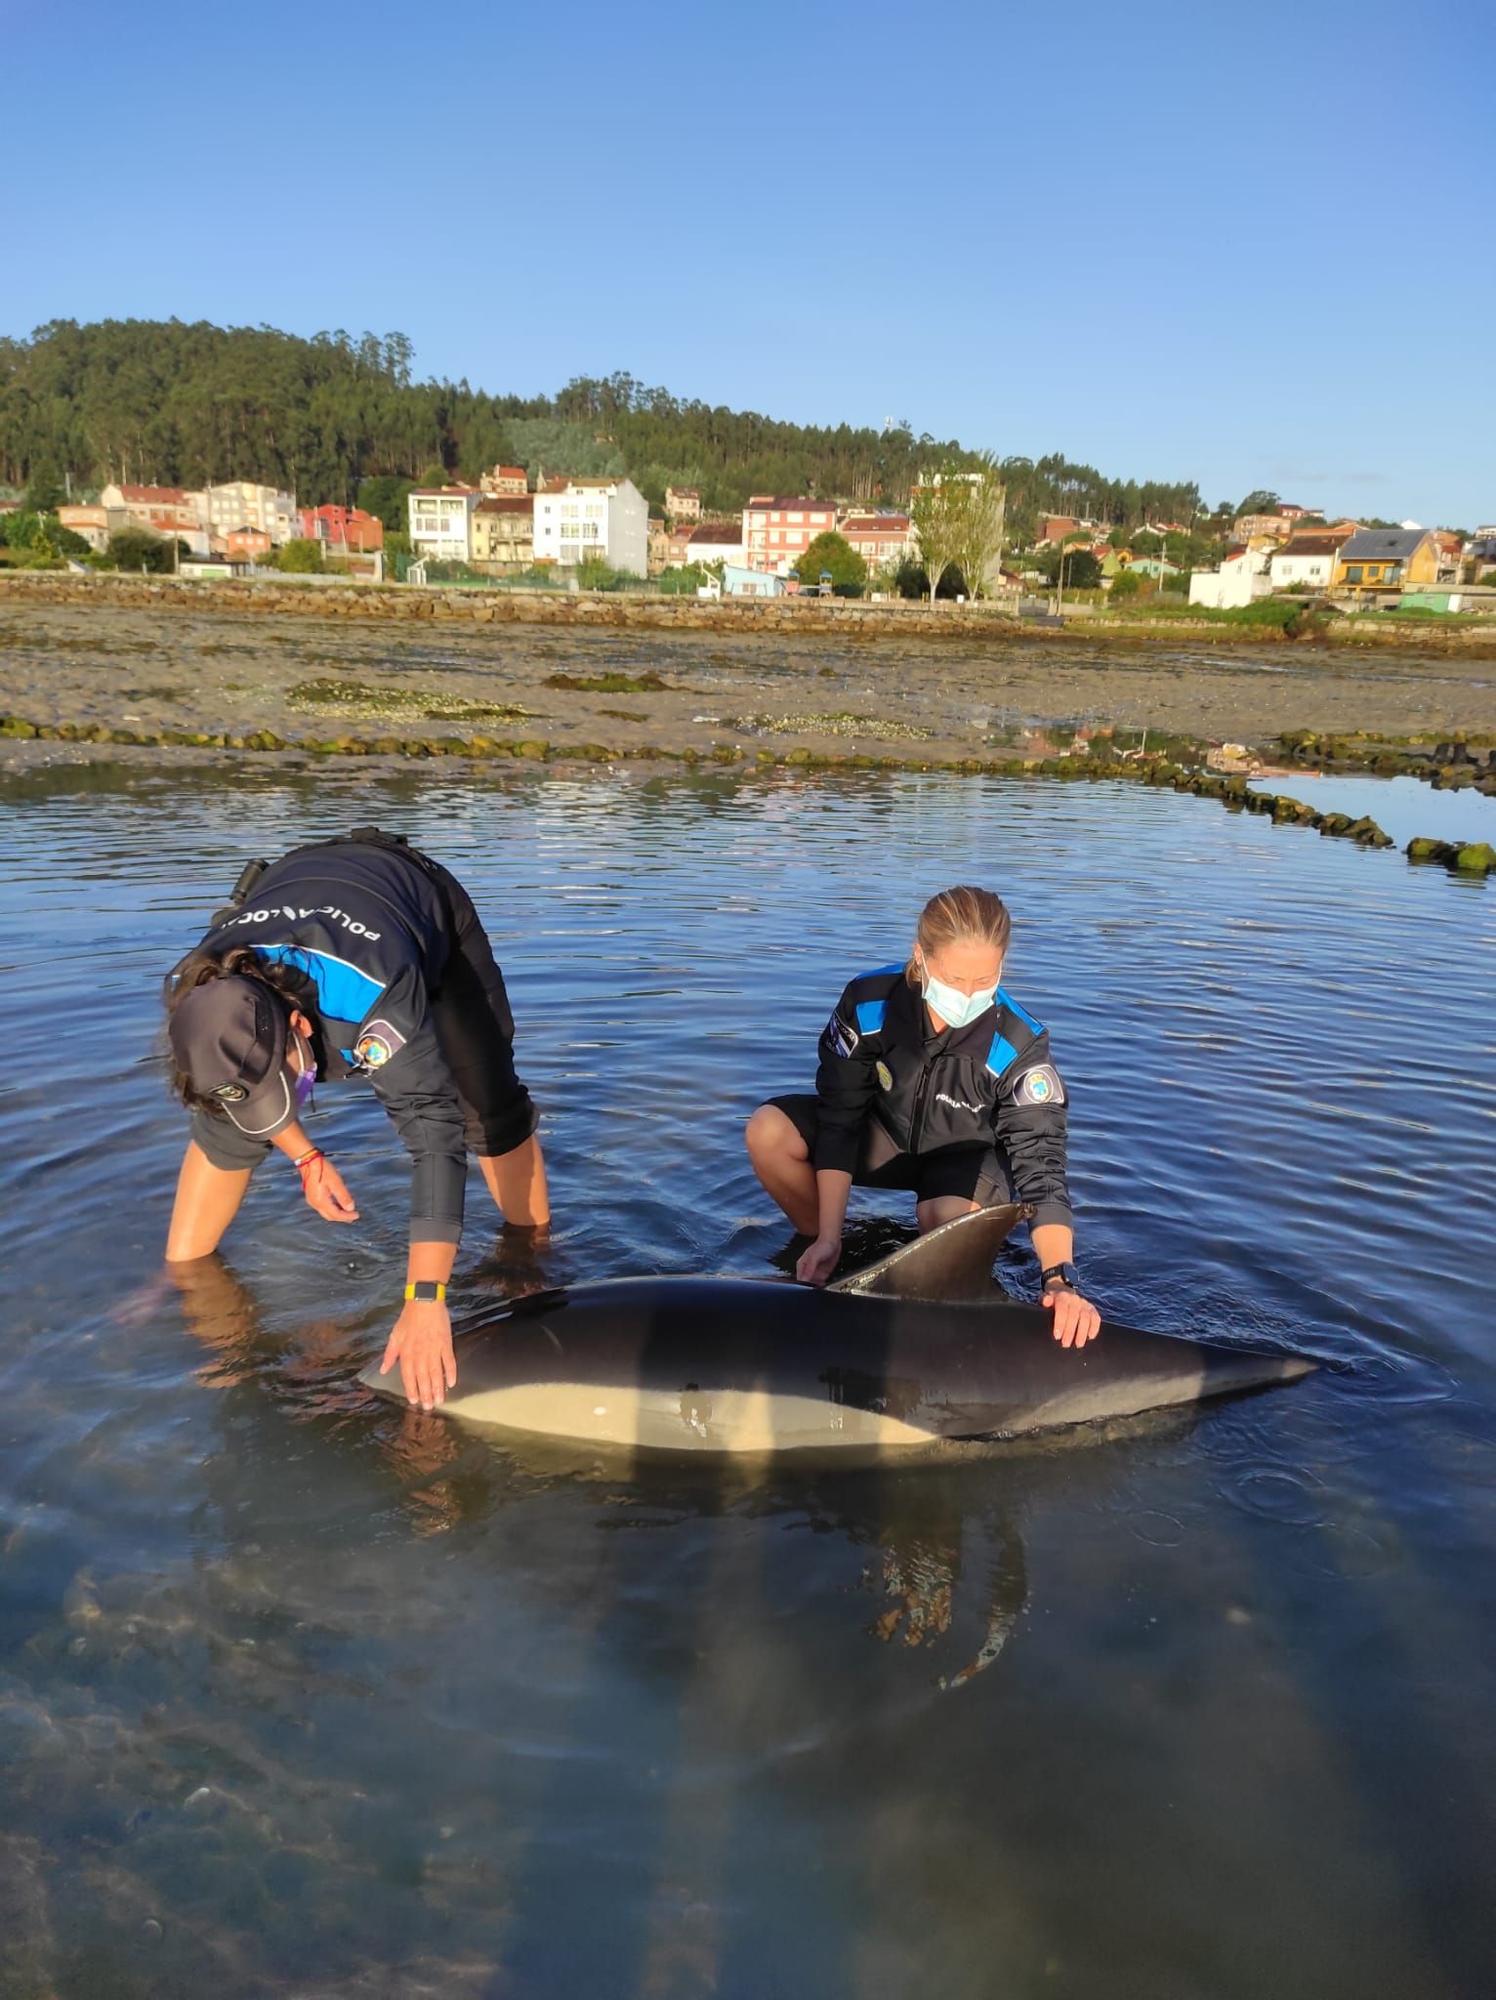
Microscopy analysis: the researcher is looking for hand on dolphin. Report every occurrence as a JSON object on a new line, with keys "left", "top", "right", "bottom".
{"left": 1042, "top": 1284, "right": 1101, "bottom": 1348}
{"left": 796, "top": 1235, "right": 843, "bottom": 1287}
{"left": 380, "top": 1298, "right": 458, "bottom": 1410}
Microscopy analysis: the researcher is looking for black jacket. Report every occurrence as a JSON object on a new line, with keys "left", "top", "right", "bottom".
{"left": 197, "top": 838, "right": 468, "bottom": 1244}
{"left": 814, "top": 966, "right": 1073, "bottom": 1229}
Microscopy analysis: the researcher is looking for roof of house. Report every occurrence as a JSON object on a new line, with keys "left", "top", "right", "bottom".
{"left": 410, "top": 486, "right": 476, "bottom": 498}
{"left": 687, "top": 522, "right": 742, "bottom": 545}
{"left": 1275, "top": 532, "right": 1352, "bottom": 558}
{"left": 841, "top": 514, "right": 910, "bottom": 535}
{"left": 117, "top": 484, "right": 192, "bottom": 504}
{"left": 491, "top": 465, "right": 527, "bottom": 480}
{"left": 744, "top": 497, "right": 832, "bottom": 512}
{"left": 1338, "top": 528, "right": 1429, "bottom": 561}
{"left": 474, "top": 496, "right": 532, "bottom": 516}
{"left": 667, "top": 485, "right": 700, "bottom": 497}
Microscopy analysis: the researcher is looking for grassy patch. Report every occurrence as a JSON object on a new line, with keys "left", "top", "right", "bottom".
{"left": 542, "top": 671, "right": 669, "bottom": 693}
{"left": 289, "top": 677, "right": 531, "bottom": 722}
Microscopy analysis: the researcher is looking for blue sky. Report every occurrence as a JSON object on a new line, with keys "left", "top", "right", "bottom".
{"left": 5, "top": 0, "right": 1492, "bottom": 525}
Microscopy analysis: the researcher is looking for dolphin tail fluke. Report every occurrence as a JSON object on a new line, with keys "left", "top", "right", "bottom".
{"left": 831, "top": 1202, "right": 1033, "bottom": 1302}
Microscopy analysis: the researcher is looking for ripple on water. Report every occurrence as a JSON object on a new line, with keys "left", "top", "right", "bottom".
{"left": 0, "top": 765, "right": 1492, "bottom": 1997}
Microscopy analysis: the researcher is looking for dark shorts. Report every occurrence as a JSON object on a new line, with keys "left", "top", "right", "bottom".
{"left": 767, "top": 1094, "right": 1014, "bottom": 1208}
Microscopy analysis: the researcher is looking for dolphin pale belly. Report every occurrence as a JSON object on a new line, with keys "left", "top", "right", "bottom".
{"left": 359, "top": 1209, "right": 1314, "bottom": 1453}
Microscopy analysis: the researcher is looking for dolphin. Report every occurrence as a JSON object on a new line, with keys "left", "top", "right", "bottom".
{"left": 359, "top": 1206, "right": 1316, "bottom": 1454}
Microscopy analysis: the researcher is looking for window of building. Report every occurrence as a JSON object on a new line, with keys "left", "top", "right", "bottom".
{"left": 1345, "top": 565, "right": 1363, "bottom": 583}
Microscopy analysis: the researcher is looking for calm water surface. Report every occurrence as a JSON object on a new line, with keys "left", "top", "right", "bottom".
{"left": 1, "top": 768, "right": 1493, "bottom": 2000}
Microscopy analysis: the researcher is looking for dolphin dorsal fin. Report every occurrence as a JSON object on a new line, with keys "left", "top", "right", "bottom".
{"left": 829, "top": 1204, "right": 1030, "bottom": 1302}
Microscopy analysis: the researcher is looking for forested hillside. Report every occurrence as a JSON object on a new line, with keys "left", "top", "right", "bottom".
{"left": 0, "top": 318, "right": 1205, "bottom": 534}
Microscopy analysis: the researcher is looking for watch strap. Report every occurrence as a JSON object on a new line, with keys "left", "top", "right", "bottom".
{"left": 1040, "top": 1262, "right": 1078, "bottom": 1292}
{"left": 404, "top": 1280, "right": 447, "bottom": 1304}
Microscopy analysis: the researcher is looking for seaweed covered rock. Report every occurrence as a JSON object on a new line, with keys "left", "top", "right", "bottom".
{"left": 1453, "top": 841, "right": 1495, "bottom": 875}
{"left": 1406, "top": 837, "right": 1459, "bottom": 865}
{"left": 1271, "top": 796, "right": 1320, "bottom": 826}
{"left": 1341, "top": 816, "right": 1394, "bottom": 849}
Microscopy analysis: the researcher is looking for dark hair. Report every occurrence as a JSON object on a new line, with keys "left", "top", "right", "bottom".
{"left": 161, "top": 944, "right": 315, "bottom": 1112}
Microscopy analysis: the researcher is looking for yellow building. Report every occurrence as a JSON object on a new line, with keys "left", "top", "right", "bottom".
{"left": 1332, "top": 528, "right": 1439, "bottom": 597}
{"left": 470, "top": 496, "right": 533, "bottom": 572}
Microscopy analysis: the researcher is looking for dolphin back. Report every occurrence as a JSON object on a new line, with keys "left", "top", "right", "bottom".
{"left": 358, "top": 1270, "right": 1315, "bottom": 1455}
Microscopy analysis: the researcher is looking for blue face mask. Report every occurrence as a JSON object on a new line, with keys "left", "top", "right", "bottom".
{"left": 920, "top": 967, "right": 997, "bottom": 1031}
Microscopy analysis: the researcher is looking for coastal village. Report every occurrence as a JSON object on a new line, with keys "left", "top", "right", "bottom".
{"left": 5, "top": 468, "right": 1494, "bottom": 618}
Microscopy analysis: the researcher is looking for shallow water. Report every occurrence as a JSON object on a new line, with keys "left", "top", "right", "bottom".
{"left": 1, "top": 767, "right": 1494, "bottom": 1999}
{"left": 1247, "top": 770, "right": 1496, "bottom": 849}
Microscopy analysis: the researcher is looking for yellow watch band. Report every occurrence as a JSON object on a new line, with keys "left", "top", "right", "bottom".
{"left": 403, "top": 1281, "right": 447, "bottom": 1304}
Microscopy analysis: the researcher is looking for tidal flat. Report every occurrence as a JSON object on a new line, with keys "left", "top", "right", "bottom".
{"left": 1, "top": 599, "right": 1493, "bottom": 777}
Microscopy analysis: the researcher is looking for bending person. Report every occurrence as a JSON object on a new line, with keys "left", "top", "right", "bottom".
{"left": 162, "top": 827, "right": 549, "bottom": 1408}
{"left": 745, "top": 884, "right": 1099, "bottom": 1345}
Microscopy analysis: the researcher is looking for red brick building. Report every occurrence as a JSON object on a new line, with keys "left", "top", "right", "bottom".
{"left": 840, "top": 513, "right": 913, "bottom": 574}
{"left": 741, "top": 496, "right": 838, "bottom": 574}
{"left": 297, "top": 504, "right": 384, "bottom": 553}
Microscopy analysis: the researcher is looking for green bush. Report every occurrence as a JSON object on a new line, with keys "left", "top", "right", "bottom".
{"left": 105, "top": 527, "right": 180, "bottom": 573}
{"left": 272, "top": 538, "right": 325, "bottom": 574}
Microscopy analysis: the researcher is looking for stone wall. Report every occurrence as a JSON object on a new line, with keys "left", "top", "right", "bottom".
{"left": 0, "top": 571, "right": 1026, "bottom": 640}
{"left": 3, "top": 571, "right": 1494, "bottom": 654}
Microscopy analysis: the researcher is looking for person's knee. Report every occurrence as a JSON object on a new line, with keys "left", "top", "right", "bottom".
{"left": 745, "top": 1102, "right": 803, "bottom": 1162}
{"left": 916, "top": 1195, "right": 982, "bottom": 1233}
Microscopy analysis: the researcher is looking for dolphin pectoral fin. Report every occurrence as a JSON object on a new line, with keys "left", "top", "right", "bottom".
{"left": 830, "top": 1203, "right": 1032, "bottom": 1303}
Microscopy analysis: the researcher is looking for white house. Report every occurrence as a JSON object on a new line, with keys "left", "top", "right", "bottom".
{"left": 407, "top": 488, "right": 479, "bottom": 563}
{"left": 532, "top": 477, "right": 648, "bottom": 576}
{"left": 1269, "top": 529, "right": 1356, "bottom": 592}
{"left": 684, "top": 522, "right": 746, "bottom": 566}
{"left": 203, "top": 481, "right": 298, "bottom": 546}
{"left": 1188, "top": 544, "right": 1272, "bottom": 610}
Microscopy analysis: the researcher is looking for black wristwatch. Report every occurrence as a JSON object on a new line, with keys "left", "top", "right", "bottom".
{"left": 1040, "top": 1262, "right": 1079, "bottom": 1293}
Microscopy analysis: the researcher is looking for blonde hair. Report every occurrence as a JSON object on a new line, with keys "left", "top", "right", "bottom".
{"left": 906, "top": 884, "right": 1011, "bottom": 986}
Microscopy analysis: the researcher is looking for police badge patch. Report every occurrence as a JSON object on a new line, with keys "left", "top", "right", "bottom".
{"left": 1013, "top": 1063, "right": 1065, "bottom": 1107}
{"left": 354, "top": 1017, "right": 407, "bottom": 1070}
{"left": 826, "top": 1013, "right": 860, "bottom": 1058}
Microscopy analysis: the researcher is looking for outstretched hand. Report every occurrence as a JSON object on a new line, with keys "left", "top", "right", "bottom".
{"left": 796, "top": 1235, "right": 842, "bottom": 1287}
{"left": 379, "top": 1299, "right": 457, "bottom": 1410}
{"left": 299, "top": 1154, "right": 359, "bottom": 1225}
{"left": 1042, "top": 1285, "right": 1101, "bottom": 1349}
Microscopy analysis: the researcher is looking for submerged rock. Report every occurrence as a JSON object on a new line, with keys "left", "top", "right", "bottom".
{"left": 1406, "top": 837, "right": 1458, "bottom": 865}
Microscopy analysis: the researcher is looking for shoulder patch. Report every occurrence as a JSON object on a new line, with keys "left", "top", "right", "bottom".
{"left": 995, "top": 984, "right": 1044, "bottom": 1037}
{"left": 826, "top": 1013, "right": 860, "bottom": 1058}
{"left": 354, "top": 1017, "right": 407, "bottom": 1071}
{"left": 854, "top": 996, "right": 887, "bottom": 1035}
{"left": 1013, "top": 1062, "right": 1065, "bottom": 1107}
{"left": 986, "top": 1034, "right": 1019, "bottom": 1079}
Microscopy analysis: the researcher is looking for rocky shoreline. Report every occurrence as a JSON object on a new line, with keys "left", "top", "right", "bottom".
{"left": 5, "top": 567, "right": 1496, "bottom": 655}
{"left": 2, "top": 590, "right": 1491, "bottom": 876}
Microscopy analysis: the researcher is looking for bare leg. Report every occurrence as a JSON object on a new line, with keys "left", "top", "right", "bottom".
{"left": 744, "top": 1105, "right": 820, "bottom": 1236}
{"left": 915, "top": 1195, "right": 982, "bottom": 1234}
{"left": 477, "top": 1131, "right": 550, "bottom": 1228}
{"left": 166, "top": 1141, "right": 254, "bottom": 1262}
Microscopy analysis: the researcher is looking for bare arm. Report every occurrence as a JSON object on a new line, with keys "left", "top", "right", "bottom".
{"left": 797, "top": 1168, "right": 853, "bottom": 1286}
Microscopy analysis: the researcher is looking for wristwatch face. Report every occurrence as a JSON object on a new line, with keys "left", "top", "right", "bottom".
{"left": 1043, "top": 1262, "right": 1078, "bottom": 1289}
